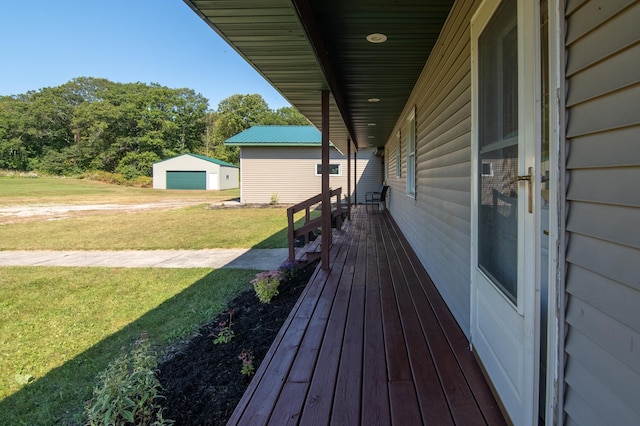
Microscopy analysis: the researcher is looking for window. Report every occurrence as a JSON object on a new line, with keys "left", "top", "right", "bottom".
{"left": 395, "top": 130, "right": 401, "bottom": 178}
{"left": 315, "top": 163, "right": 341, "bottom": 176}
{"left": 406, "top": 108, "right": 416, "bottom": 197}
{"left": 481, "top": 161, "right": 493, "bottom": 176}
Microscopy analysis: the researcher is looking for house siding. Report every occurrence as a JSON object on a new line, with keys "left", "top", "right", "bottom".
{"left": 384, "top": 0, "right": 480, "bottom": 336}
{"left": 239, "top": 146, "right": 381, "bottom": 204}
{"left": 219, "top": 165, "right": 240, "bottom": 190}
{"left": 564, "top": 1, "right": 640, "bottom": 425}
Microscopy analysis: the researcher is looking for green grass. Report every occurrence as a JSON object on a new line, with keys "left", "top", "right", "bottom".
{"left": 0, "top": 175, "right": 239, "bottom": 205}
{"left": 0, "top": 205, "right": 299, "bottom": 250}
{"left": 0, "top": 176, "right": 315, "bottom": 424}
{"left": 0, "top": 266, "right": 256, "bottom": 425}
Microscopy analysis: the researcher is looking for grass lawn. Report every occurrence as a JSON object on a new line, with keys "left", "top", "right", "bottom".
{"left": 0, "top": 266, "right": 256, "bottom": 425}
{"left": 0, "top": 176, "right": 314, "bottom": 424}
{"left": 0, "top": 204, "right": 297, "bottom": 250}
{"left": 0, "top": 175, "right": 239, "bottom": 205}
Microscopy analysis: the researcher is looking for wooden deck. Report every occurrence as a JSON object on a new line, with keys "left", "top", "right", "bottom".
{"left": 229, "top": 206, "right": 506, "bottom": 425}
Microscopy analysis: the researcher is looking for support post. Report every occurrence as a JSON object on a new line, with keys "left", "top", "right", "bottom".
{"left": 321, "top": 90, "right": 331, "bottom": 270}
{"left": 353, "top": 149, "right": 358, "bottom": 204}
{"left": 346, "top": 138, "right": 351, "bottom": 220}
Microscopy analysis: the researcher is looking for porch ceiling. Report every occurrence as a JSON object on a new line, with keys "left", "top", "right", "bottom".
{"left": 184, "top": 0, "right": 454, "bottom": 153}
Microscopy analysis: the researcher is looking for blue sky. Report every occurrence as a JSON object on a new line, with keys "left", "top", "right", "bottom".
{"left": 0, "top": 0, "right": 290, "bottom": 110}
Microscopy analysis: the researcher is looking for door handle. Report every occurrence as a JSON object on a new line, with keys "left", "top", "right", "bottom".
{"left": 510, "top": 167, "right": 533, "bottom": 214}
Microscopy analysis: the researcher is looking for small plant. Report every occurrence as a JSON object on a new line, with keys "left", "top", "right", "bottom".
{"left": 238, "top": 350, "right": 255, "bottom": 377}
{"left": 85, "top": 334, "right": 173, "bottom": 425}
{"left": 278, "top": 260, "right": 299, "bottom": 282}
{"left": 213, "top": 309, "right": 235, "bottom": 345}
{"left": 251, "top": 270, "right": 282, "bottom": 303}
{"left": 270, "top": 193, "right": 280, "bottom": 205}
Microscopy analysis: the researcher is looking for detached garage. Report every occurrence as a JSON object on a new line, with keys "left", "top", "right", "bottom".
{"left": 152, "top": 154, "right": 239, "bottom": 190}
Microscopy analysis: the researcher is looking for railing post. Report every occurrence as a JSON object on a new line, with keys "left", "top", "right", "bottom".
{"left": 287, "top": 206, "right": 295, "bottom": 262}
{"left": 347, "top": 138, "right": 351, "bottom": 220}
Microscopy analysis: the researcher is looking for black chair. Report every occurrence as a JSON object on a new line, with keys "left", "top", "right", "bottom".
{"left": 365, "top": 185, "right": 389, "bottom": 212}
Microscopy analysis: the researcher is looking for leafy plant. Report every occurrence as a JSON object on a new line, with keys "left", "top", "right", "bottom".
{"left": 278, "top": 260, "right": 299, "bottom": 281}
{"left": 270, "top": 193, "right": 279, "bottom": 205}
{"left": 84, "top": 335, "right": 173, "bottom": 425}
{"left": 238, "top": 350, "right": 255, "bottom": 377}
{"left": 251, "top": 270, "right": 282, "bottom": 303}
{"left": 213, "top": 309, "right": 235, "bottom": 345}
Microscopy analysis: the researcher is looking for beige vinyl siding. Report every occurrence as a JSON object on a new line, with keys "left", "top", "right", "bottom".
{"left": 564, "top": 1, "right": 640, "bottom": 425}
{"left": 384, "top": 0, "right": 480, "bottom": 336}
{"left": 239, "top": 146, "right": 381, "bottom": 204}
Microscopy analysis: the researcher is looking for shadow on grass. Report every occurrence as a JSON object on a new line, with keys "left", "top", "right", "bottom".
{"left": 0, "top": 205, "right": 326, "bottom": 425}
{"left": 0, "top": 268, "right": 258, "bottom": 425}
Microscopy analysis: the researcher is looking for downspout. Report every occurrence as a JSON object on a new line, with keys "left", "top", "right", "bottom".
{"left": 321, "top": 90, "right": 331, "bottom": 270}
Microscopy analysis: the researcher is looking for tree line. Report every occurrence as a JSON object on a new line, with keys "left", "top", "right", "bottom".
{"left": 0, "top": 77, "right": 307, "bottom": 181}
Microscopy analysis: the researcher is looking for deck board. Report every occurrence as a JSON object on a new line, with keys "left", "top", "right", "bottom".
{"left": 229, "top": 207, "right": 506, "bottom": 425}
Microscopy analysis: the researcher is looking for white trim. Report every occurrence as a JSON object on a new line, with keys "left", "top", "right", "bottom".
{"left": 543, "top": 0, "right": 565, "bottom": 423}
{"left": 406, "top": 107, "right": 416, "bottom": 197}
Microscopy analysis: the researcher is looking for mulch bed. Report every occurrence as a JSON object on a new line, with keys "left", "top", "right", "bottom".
{"left": 157, "top": 262, "right": 317, "bottom": 425}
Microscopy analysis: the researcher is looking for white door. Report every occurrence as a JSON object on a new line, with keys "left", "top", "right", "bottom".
{"left": 470, "top": 0, "right": 542, "bottom": 424}
{"left": 209, "top": 172, "right": 219, "bottom": 190}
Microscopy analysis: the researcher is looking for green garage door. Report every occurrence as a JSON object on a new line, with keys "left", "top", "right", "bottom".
{"left": 166, "top": 171, "right": 206, "bottom": 190}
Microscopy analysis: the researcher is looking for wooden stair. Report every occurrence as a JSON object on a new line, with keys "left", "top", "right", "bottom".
{"left": 294, "top": 217, "right": 352, "bottom": 266}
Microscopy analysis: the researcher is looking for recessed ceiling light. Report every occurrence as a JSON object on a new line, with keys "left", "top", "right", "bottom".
{"left": 368, "top": 123, "right": 376, "bottom": 126}
{"left": 368, "top": 135, "right": 375, "bottom": 139}
{"left": 368, "top": 98, "right": 381, "bottom": 103}
{"left": 366, "top": 33, "right": 388, "bottom": 44}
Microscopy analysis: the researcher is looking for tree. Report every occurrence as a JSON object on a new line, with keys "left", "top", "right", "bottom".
{"left": 203, "top": 94, "right": 308, "bottom": 164}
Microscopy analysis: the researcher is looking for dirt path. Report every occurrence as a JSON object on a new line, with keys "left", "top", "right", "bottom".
{"left": 0, "top": 200, "right": 222, "bottom": 224}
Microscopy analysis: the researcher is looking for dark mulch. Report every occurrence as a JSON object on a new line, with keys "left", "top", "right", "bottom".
{"left": 157, "top": 262, "right": 317, "bottom": 425}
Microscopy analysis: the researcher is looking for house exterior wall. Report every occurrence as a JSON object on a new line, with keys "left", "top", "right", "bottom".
{"left": 384, "top": 0, "right": 640, "bottom": 422}
{"left": 238, "top": 146, "right": 381, "bottom": 204}
{"left": 218, "top": 165, "right": 240, "bottom": 190}
{"left": 152, "top": 155, "right": 239, "bottom": 190}
{"left": 563, "top": 1, "right": 640, "bottom": 424}
{"left": 384, "top": 0, "right": 481, "bottom": 336}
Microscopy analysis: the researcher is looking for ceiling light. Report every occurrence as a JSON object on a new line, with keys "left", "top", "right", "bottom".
{"left": 368, "top": 123, "right": 376, "bottom": 126}
{"left": 368, "top": 135, "right": 375, "bottom": 139}
{"left": 366, "top": 33, "right": 388, "bottom": 44}
{"left": 368, "top": 98, "right": 381, "bottom": 103}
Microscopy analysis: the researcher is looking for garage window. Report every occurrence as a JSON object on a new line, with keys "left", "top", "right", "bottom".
{"left": 315, "top": 163, "right": 341, "bottom": 176}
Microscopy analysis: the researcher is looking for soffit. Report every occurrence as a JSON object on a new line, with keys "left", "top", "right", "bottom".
{"left": 184, "top": 0, "right": 454, "bottom": 152}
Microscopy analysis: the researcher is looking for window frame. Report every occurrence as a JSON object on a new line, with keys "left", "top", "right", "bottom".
{"left": 406, "top": 107, "right": 416, "bottom": 197}
{"left": 395, "top": 130, "right": 401, "bottom": 178}
{"left": 315, "top": 163, "right": 342, "bottom": 176}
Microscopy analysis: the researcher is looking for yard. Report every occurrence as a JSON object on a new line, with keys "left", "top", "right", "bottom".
{"left": 0, "top": 176, "right": 312, "bottom": 424}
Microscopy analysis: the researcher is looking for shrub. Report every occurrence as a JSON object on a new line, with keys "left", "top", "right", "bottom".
{"left": 278, "top": 260, "right": 299, "bottom": 282}
{"left": 85, "top": 335, "right": 173, "bottom": 425}
{"left": 251, "top": 270, "right": 282, "bottom": 303}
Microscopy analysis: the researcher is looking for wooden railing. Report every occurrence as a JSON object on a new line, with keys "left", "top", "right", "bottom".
{"left": 287, "top": 188, "right": 343, "bottom": 263}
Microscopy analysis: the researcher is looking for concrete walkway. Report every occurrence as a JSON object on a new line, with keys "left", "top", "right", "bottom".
{"left": 0, "top": 248, "right": 288, "bottom": 271}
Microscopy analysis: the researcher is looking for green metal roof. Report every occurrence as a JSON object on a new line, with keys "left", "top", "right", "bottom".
{"left": 225, "top": 125, "right": 333, "bottom": 147}
{"left": 156, "top": 153, "right": 238, "bottom": 168}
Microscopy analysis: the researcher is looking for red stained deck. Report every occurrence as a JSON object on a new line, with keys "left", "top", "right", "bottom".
{"left": 228, "top": 206, "right": 506, "bottom": 425}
